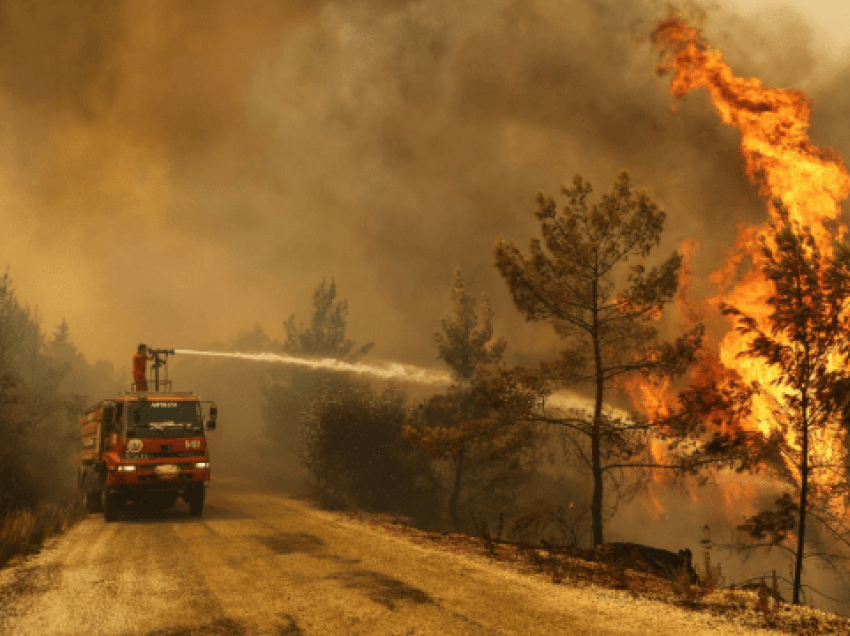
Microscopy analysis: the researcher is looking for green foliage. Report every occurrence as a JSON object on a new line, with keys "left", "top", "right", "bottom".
{"left": 407, "top": 272, "right": 536, "bottom": 531}
{"left": 263, "top": 279, "right": 373, "bottom": 463}
{"left": 434, "top": 269, "right": 506, "bottom": 380}
{"left": 283, "top": 279, "right": 373, "bottom": 359}
{"left": 0, "top": 269, "right": 119, "bottom": 511}
{"left": 406, "top": 365, "right": 541, "bottom": 531}
{"left": 305, "top": 381, "right": 439, "bottom": 525}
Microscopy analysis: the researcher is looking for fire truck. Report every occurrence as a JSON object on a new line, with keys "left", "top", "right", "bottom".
{"left": 77, "top": 349, "right": 217, "bottom": 521}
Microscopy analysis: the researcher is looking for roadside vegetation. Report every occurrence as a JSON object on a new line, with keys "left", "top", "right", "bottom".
{"left": 0, "top": 500, "right": 84, "bottom": 569}
{"left": 0, "top": 269, "right": 120, "bottom": 569}
{"left": 341, "top": 508, "right": 850, "bottom": 635}
{"left": 261, "top": 173, "right": 850, "bottom": 620}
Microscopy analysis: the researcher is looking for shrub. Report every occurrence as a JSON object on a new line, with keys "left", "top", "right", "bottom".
{"left": 0, "top": 499, "right": 83, "bottom": 569}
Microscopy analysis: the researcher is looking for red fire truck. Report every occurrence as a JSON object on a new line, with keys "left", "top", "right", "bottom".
{"left": 77, "top": 349, "right": 217, "bottom": 521}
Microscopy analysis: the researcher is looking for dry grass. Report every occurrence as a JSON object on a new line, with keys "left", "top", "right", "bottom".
{"left": 0, "top": 500, "right": 85, "bottom": 569}
{"left": 344, "top": 511, "right": 850, "bottom": 635}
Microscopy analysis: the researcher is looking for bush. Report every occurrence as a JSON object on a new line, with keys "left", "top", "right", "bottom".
{"left": 304, "top": 380, "right": 440, "bottom": 525}
{"left": 0, "top": 499, "right": 84, "bottom": 569}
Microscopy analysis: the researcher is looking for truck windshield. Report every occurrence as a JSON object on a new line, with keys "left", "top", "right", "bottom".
{"left": 125, "top": 401, "right": 203, "bottom": 438}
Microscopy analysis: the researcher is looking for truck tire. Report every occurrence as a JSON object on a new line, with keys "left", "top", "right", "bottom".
{"left": 102, "top": 485, "right": 118, "bottom": 522}
{"left": 86, "top": 490, "right": 102, "bottom": 513}
{"left": 76, "top": 469, "right": 85, "bottom": 510}
{"left": 81, "top": 471, "right": 101, "bottom": 513}
{"left": 188, "top": 486, "right": 204, "bottom": 517}
{"left": 151, "top": 496, "right": 177, "bottom": 511}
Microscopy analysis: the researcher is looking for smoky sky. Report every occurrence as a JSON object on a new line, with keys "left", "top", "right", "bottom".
{"left": 0, "top": 0, "right": 844, "bottom": 376}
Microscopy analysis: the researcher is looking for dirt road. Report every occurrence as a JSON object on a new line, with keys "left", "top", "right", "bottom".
{"left": 0, "top": 480, "right": 776, "bottom": 635}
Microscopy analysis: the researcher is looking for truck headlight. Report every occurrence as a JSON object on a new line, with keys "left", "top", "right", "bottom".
{"left": 117, "top": 464, "right": 137, "bottom": 472}
{"left": 195, "top": 462, "right": 209, "bottom": 469}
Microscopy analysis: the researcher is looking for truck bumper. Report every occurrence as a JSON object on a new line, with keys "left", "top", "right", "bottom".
{"left": 106, "top": 468, "right": 208, "bottom": 500}
{"left": 108, "top": 468, "right": 210, "bottom": 486}
{"left": 105, "top": 481, "right": 206, "bottom": 504}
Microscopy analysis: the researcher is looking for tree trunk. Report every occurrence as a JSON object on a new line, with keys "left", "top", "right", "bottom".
{"left": 591, "top": 365, "right": 604, "bottom": 547}
{"left": 793, "top": 408, "right": 809, "bottom": 605}
{"left": 448, "top": 447, "right": 465, "bottom": 531}
{"left": 591, "top": 278, "right": 605, "bottom": 548}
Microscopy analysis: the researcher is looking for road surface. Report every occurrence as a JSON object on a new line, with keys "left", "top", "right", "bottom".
{"left": 0, "top": 480, "right": 775, "bottom": 635}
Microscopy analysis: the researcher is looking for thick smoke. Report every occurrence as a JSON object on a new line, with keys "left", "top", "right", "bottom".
{"left": 3, "top": 0, "right": 837, "bottom": 373}
{"left": 3, "top": 0, "right": 848, "bottom": 613}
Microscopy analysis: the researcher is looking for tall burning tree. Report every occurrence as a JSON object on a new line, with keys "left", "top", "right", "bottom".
{"left": 652, "top": 16, "right": 850, "bottom": 606}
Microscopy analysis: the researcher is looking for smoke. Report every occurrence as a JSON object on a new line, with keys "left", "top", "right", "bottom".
{"left": 175, "top": 348, "right": 451, "bottom": 384}
{"left": 4, "top": 0, "right": 848, "bottom": 612}
{"left": 3, "top": 0, "right": 837, "bottom": 373}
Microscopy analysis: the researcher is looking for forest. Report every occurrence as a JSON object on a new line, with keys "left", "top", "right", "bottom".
{"left": 0, "top": 269, "right": 124, "bottom": 566}
{"left": 3, "top": 170, "right": 850, "bottom": 618}
{"left": 212, "top": 172, "right": 850, "bottom": 612}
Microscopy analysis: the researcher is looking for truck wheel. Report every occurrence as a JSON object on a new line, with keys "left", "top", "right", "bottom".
{"left": 152, "top": 496, "right": 177, "bottom": 511}
{"left": 102, "top": 487, "right": 118, "bottom": 522}
{"left": 81, "top": 472, "right": 101, "bottom": 513}
{"left": 188, "top": 487, "right": 204, "bottom": 517}
{"left": 76, "top": 469, "right": 85, "bottom": 509}
{"left": 189, "top": 498, "right": 204, "bottom": 517}
{"left": 86, "top": 490, "right": 102, "bottom": 513}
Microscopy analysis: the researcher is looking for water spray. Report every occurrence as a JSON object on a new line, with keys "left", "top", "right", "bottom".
{"left": 174, "top": 349, "right": 452, "bottom": 385}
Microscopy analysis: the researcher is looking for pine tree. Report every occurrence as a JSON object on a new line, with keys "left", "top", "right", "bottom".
{"left": 434, "top": 269, "right": 506, "bottom": 381}
{"left": 406, "top": 270, "right": 533, "bottom": 531}
{"left": 263, "top": 279, "right": 373, "bottom": 465}
{"left": 722, "top": 212, "right": 850, "bottom": 605}
{"left": 494, "top": 172, "right": 702, "bottom": 546}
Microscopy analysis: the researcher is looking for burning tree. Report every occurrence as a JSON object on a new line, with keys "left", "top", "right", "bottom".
{"left": 651, "top": 15, "right": 850, "bottom": 607}
{"left": 721, "top": 215, "right": 850, "bottom": 605}
{"left": 494, "top": 172, "right": 703, "bottom": 547}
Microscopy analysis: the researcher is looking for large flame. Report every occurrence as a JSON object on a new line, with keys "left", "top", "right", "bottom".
{"left": 647, "top": 17, "right": 850, "bottom": 511}
{"left": 652, "top": 18, "right": 850, "bottom": 238}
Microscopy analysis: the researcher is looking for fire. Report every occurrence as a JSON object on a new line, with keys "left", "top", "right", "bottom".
{"left": 651, "top": 18, "right": 850, "bottom": 240}
{"left": 649, "top": 17, "right": 850, "bottom": 508}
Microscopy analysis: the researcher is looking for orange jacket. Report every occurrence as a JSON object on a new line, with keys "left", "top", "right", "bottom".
{"left": 132, "top": 352, "right": 151, "bottom": 380}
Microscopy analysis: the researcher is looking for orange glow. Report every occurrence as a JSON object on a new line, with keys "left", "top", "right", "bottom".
{"left": 652, "top": 18, "right": 850, "bottom": 241}
{"left": 650, "top": 16, "right": 850, "bottom": 513}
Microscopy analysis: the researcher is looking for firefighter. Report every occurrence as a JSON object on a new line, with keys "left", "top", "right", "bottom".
{"left": 133, "top": 343, "right": 153, "bottom": 391}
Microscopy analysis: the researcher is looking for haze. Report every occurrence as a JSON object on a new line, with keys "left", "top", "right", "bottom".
{"left": 2, "top": 0, "right": 848, "bottom": 380}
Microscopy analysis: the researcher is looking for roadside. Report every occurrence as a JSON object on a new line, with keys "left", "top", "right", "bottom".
{"left": 339, "top": 509, "right": 850, "bottom": 636}
{"left": 3, "top": 480, "right": 846, "bottom": 635}
{"left": 0, "top": 500, "right": 84, "bottom": 570}
{"left": 0, "top": 482, "right": 793, "bottom": 635}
